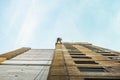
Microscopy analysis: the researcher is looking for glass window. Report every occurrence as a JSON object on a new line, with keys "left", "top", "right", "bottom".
{"left": 68, "top": 50, "right": 81, "bottom": 53}
{"left": 71, "top": 56, "right": 91, "bottom": 59}
{"left": 74, "top": 61, "right": 98, "bottom": 64}
{"left": 78, "top": 67, "right": 107, "bottom": 72}
{"left": 102, "top": 54, "right": 118, "bottom": 56}
{"left": 70, "top": 54, "right": 85, "bottom": 55}
{"left": 108, "top": 57, "right": 120, "bottom": 60}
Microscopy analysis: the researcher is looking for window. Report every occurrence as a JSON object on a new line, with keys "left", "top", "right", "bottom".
{"left": 102, "top": 54, "right": 118, "bottom": 56}
{"left": 108, "top": 57, "right": 120, "bottom": 60}
{"left": 78, "top": 67, "right": 107, "bottom": 72}
{"left": 64, "top": 44, "right": 81, "bottom": 53}
{"left": 65, "top": 44, "right": 77, "bottom": 50}
{"left": 80, "top": 45, "right": 101, "bottom": 52}
{"left": 71, "top": 56, "right": 91, "bottom": 59}
{"left": 95, "top": 50, "right": 110, "bottom": 53}
{"left": 74, "top": 61, "right": 98, "bottom": 64}
{"left": 70, "top": 54, "right": 85, "bottom": 55}
{"left": 68, "top": 50, "right": 81, "bottom": 53}
{"left": 65, "top": 46, "right": 77, "bottom": 50}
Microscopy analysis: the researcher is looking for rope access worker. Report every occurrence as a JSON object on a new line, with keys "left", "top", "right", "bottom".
{"left": 56, "top": 37, "right": 62, "bottom": 44}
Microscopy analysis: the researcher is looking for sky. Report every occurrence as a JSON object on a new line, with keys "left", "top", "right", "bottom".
{"left": 0, "top": 0, "right": 120, "bottom": 54}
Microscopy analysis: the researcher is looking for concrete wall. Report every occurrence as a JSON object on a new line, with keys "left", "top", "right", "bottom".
{"left": 0, "top": 49, "right": 54, "bottom": 80}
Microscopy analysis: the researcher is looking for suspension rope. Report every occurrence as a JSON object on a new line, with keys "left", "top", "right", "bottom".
{"left": 34, "top": 50, "right": 54, "bottom": 80}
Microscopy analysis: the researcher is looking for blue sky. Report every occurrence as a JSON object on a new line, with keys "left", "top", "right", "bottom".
{"left": 0, "top": 0, "right": 120, "bottom": 54}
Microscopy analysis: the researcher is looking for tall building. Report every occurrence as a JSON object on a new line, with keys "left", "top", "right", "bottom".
{"left": 0, "top": 41, "right": 120, "bottom": 80}
{"left": 48, "top": 42, "right": 120, "bottom": 80}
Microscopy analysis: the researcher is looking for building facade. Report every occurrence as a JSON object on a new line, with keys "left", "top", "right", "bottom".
{"left": 0, "top": 42, "right": 120, "bottom": 80}
{"left": 48, "top": 42, "right": 120, "bottom": 80}
{"left": 0, "top": 48, "right": 54, "bottom": 80}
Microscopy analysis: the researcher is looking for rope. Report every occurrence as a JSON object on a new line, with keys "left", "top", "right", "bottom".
{"left": 34, "top": 50, "right": 54, "bottom": 80}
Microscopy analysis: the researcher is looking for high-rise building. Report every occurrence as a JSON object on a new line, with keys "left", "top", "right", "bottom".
{"left": 48, "top": 42, "right": 120, "bottom": 80}
{"left": 0, "top": 41, "right": 120, "bottom": 80}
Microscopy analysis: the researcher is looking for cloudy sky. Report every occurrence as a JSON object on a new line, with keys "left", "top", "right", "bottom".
{"left": 0, "top": 0, "right": 120, "bottom": 54}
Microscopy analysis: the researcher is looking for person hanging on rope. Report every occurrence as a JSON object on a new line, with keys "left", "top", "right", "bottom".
{"left": 56, "top": 37, "right": 62, "bottom": 44}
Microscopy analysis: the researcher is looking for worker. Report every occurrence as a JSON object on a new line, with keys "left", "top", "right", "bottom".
{"left": 56, "top": 37, "right": 62, "bottom": 44}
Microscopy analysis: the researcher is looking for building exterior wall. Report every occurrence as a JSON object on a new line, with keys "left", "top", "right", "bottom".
{"left": 0, "top": 42, "right": 120, "bottom": 80}
{"left": 48, "top": 42, "right": 120, "bottom": 80}
{"left": 0, "top": 49, "right": 54, "bottom": 80}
